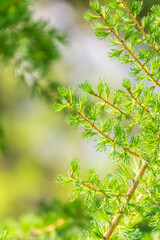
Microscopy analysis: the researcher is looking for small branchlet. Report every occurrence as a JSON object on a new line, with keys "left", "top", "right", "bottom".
{"left": 55, "top": 0, "right": 160, "bottom": 239}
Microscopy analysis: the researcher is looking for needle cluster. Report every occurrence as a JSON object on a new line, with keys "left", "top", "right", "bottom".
{"left": 55, "top": 0, "right": 160, "bottom": 239}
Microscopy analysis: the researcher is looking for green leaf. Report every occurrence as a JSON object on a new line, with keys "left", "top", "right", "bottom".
{"left": 69, "top": 188, "right": 81, "bottom": 201}
{"left": 53, "top": 103, "right": 68, "bottom": 112}
{"left": 141, "top": 14, "right": 150, "bottom": 28}
{"left": 107, "top": 36, "right": 122, "bottom": 46}
{"left": 91, "top": 20, "right": 108, "bottom": 30}
{"left": 95, "top": 30, "right": 110, "bottom": 39}
{"left": 89, "top": 104, "right": 104, "bottom": 120}
{"left": 65, "top": 115, "right": 80, "bottom": 127}
{"left": 85, "top": 191, "right": 95, "bottom": 209}
{"left": 68, "top": 86, "right": 75, "bottom": 103}
{"left": 56, "top": 175, "right": 72, "bottom": 184}
{"left": 113, "top": 89, "right": 124, "bottom": 105}
{"left": 58, "top": 86, "right": 69, "bottom": 100}
{"left": 81, "top": 128, "right": 97, "bottom": 139}
{"left": 89, "top": 0, "right": 101, "bottom": 15}
{"left": 85, "top": 169, "right": 100, "bottom": 187}
{"left": 92, "top": 210, "right": 110, "bottom": 222}
{"left": 79, "top": 94, "right": 88, "bottom": 112}
{"left": 122, "top": 78, "right": 131, "bottom": 91}
{"left": 108, "top": 48, "right": 124, "bottom": 59}
{"left": 95, "top": 136, "right": 112, "bottom": 152}
{"left": 97, "top": 79, "right": 104, "bottom": 96}
{"left": 79, "top": 80, "right": 95, "bottom": 95}
{"left": 0, "top": 231, "right": 10, "bottom": 240}
{"left": 131, "top": 0, "right": 143, "bottom": 16}
{"left": 151, "top": 5, "right": 160, "bottom": 17}
{"left": 70, "top": 158, "right": 80, "bottom": 178}
{"left": 84, "top": 11, "right": 100, "bottom": 21}
{"left": 104, "top": 82, "right": 110, "bottom": 99}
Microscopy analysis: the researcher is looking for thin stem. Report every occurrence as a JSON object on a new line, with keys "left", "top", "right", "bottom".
{"left": 141, "top": 183, "right": 159, "bottom": 207}
{"left": 70, "top": 173, "right": 120, "bottom": 197}
{"left": 99, "top": 15, "right": 160, "bottom": 88}
{"left": 126, "top": 193, "right": 143, "bottom": 226}
{"left": 128, "top": 91, "right": 151, "bottom": 114}
{"left": 31, "top": 219, "right": 66, "bottom": 236}
{"left": 103, "top": 161, "right": 148, "bottom": 239}
{"left": 68, "top": 101, "right": 141, "bottom": 158}
{"left": 94, "top": 93, "right": 134, "bottom": 120}
{"left": 120, "top": 0, "right": 160, "bottom": 57}
{"left": 18, "top": 218, "right": 66, "bottom": 239}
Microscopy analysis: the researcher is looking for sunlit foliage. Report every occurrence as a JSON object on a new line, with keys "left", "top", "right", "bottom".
{"left": 55, "top": 0, "right": 160, "bottom": 239}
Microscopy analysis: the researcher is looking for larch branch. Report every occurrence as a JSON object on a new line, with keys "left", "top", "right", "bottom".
{"left": 120, "top": 0, "right": 160, "bottom": 57}
{"left": 103, "top": 161, "right": 148, "bottom": 240}
{"left": 94, "top": 93, "right": 134, "bottom": 120}
{"left": 68, "top": 101, "right": 141, "bottom": 158}
{"left": 141, "top": 183, "right": 159, "bottom": 207}
{"left": 70, "top": 173, "right": 119, "bottom": 197}
{"left": 18, "top": 218, "right": 66, "bottom": 239}
{"left": 128, "top": 91, "right": 151, "bottom": 114}
{"left": 99, "top": 15, "right": 160, "bottom": 88}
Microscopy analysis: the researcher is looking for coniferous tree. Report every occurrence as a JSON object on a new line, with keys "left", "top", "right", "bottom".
{"left": 1, "top": 0, "right": 160, "bottom": 239}
{"left": 54, "top": 0, "right": 160, "bottom": 239}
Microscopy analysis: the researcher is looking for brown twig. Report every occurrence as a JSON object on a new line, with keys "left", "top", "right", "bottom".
{"left": 68, "top": 101, "right": 141, "bottom": 158}
{"left": 31, "top": 218, "right": 66, "bottom": 236}
{"left": 94, "top": 93, "right": 134, "bottom": 120}
{"left": 120, "top": 0, "right": 160, "bottom": 57}
{"left": 99, "top": 15, "right": 160, "bottom": 88}
{"left": 128, "top": 91, "right": 151, "bottom": 114}
{"left": 141, "top": 183, "right": 159, "bottom": 207}
{"left": 18, "top": 218, "right": 66, "bottom": 239}
{"left": 70, "top": 173, "right": 120, "bottom": 197}
{"left": 103, "top": 161, "right": 148, "bottom": 239}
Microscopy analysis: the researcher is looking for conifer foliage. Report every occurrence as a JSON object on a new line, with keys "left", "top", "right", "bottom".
{"left": 55, "top": 0, "right": 160, "bottom": 239}
{"left": 0, "top": 0, "right": 65, "bottom": 89}
{"left": 0, "top": 0, "right": 65, "bottom": 156}
{"left": 0, "top": 200, "right": 89, "bottom": 240}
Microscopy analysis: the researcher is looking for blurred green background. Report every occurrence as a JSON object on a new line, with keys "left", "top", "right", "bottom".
{"left": 0, "top": 0, "right": 159, "bottom": 224}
